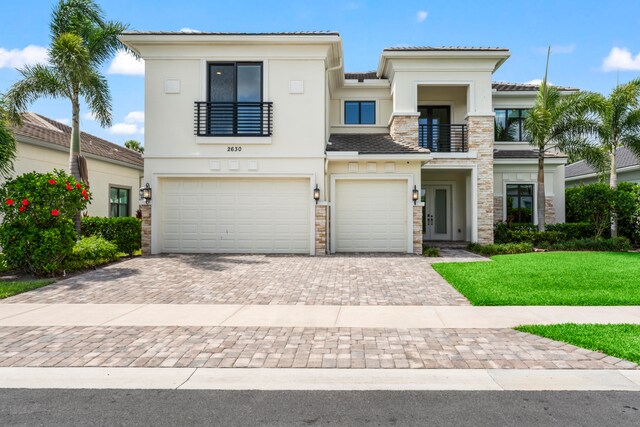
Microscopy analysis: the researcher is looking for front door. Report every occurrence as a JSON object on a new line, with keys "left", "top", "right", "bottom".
{"left": 418, "top": 106, "right": 451, "bottom": 151}
{"left": 423, "top": 185, "right": 452, "bottom": 241}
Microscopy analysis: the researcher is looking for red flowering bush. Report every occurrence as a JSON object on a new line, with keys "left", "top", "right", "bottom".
{"left": 0, "top": 169, "right": 92, "bottom": 275}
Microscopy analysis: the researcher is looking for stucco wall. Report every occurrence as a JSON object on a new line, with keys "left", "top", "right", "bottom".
{"left": 8, "top": 141, "right": 143, "bottom": 217}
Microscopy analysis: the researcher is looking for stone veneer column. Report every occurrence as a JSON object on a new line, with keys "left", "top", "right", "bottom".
{"left": 315, "top": 204, "right": 328, "bottom": 256}
{"left": 140, "top": 204, "right": 151, "bottom": 256}
{"left": 544, "top": 197, "right": 556, "bottom": 225}
{"left": 413, "top": 205, "right": 423, "bottom": 255}
{"left": 467, "top": 116, "right": 494, "bottom": 244}
{"left": 493, "top": 196, "right": 503, "bottom": 224}
{"left": 389, "top": 114, "right": 419, "bottom": 147}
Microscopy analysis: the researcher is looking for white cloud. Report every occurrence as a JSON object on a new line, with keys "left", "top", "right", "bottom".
{"left": 83, "top": 112, "right": 96, "bottom": 121}
{"left": 179, "top": 27, "right": 201, "bottom": 33}
{"left": 108, "top": 50, "right": 144, "bottom": 75}
{"left": 602, "top": 47, "right": 640, "bottom": 71}
{"left": 416, "top": 11, "right": 428, "bottom": 23}
{"left": 124, "top": 111, "right": 144, "bottom": 124}
{"left": 55, "top": 118, "right": 70, "bottom": 125}
{"left": 524, "top": 79, "right": 554, "bottom": 86}
{"left": 0, "top": 45, "right": 48, "bottom": 69}
{"left": 109, "top": 123, "right": 140, "bottom": 135}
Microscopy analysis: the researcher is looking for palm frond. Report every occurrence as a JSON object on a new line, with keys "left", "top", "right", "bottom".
{"left": 51, "top": 0, "right": 105, "bottom": 39}
{"left": 80, "top": 70, "right": 112, "bottom": 127}
{"left": 0, "top": 107, "right": 17, "bottom": 178}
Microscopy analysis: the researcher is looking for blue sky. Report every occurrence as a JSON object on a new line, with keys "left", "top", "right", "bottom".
{"left": 1, "top": 0, "right": 639, "bottom": 147}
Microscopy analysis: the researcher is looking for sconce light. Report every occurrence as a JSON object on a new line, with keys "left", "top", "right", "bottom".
{"left": 313, "top": 184, "right": 321, "bottom": 204}
{"left": 140, "top": 183, "right": 152, "bottom": 204}
{"left": 412, "top": 185, "right": 419, "bottom": 205}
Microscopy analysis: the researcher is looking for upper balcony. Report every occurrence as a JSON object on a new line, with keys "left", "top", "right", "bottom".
{"left": 194, "top": 101, "right": 273, "bottom": 137}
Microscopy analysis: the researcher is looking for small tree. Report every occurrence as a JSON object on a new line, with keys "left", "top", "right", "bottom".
{"left": 124, "top": 139, "right": 144, "bottom": 154}
{"left": 0, "top": 169, "right": 92, "bottom": 275}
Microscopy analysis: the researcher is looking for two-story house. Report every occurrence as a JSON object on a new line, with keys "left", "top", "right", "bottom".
{"left": 120, "top": 31, "right": 569, "bottom": 255}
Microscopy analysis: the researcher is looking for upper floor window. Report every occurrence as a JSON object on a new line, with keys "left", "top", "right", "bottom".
{"left": 110, "top": 187, "right": 130, "bottom": 217}
{"left": 495, "top": 109, "right": 529, "bottom": 142}
{"left": 209, "top": 62, "right": 262, "bottom": 103}
{"left": 345, "top": 101, "right": 375, "bottom": 125}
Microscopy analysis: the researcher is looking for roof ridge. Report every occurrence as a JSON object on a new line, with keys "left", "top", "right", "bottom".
{"left": 24, "top": 113, "right": 64, "bottom": 133}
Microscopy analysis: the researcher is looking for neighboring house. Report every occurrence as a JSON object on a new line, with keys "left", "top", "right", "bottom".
{"left": 565, "top": 147, "right": 640, "bottom": 187}
{"left": 120, "top": 31, "right": 572, "bottom": 255}
{"left": 7, "top": 113, "right": 144, "bottom": 217}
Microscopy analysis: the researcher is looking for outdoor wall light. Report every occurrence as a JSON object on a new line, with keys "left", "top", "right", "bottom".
{"left": 140, "top": 183, "right": 152, "bottom": 204}
{"left": 313, "top": 185, "right": 321, "bottom": 204}
{"left": 412, "top": 185, "right": 419, "bottom": 205}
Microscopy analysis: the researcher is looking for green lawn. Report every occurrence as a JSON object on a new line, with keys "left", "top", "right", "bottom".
{"left": 516, "top": 324, "right": 640, "bottom": 365}
{"left": 0, "top": 279, "right": 55, "bottom": 299}
{"left": 432, "top": 252, "right": 640, "bottom": 305}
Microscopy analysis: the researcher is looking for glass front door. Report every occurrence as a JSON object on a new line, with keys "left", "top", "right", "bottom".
{"left": 423, "top": 185, "right": 452, "bottom": 240}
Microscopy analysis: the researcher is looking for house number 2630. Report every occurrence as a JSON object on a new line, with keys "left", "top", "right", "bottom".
{"left": 227, "top": 146, "right": 242, "bottom": 152}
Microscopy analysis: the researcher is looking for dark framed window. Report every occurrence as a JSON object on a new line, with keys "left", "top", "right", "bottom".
{"left": 109, "top": 187, "right": 130, "bottom": 218}
{"left": 506, "top": 184, "right": 534, "bottom": 224}
{"left": 494, "top": 109, "right": 529, "bottom": 141}
{"left": 344, "top": 101, "right": 375, "bottom": 125}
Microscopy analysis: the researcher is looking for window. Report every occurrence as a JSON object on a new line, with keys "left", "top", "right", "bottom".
{"left": 494, "top": 109, "right": 529, "bottom": 141}
{"left": 506, "top": 184, "right": 534, "bottom": 223}
{"left": 110, "top": 187, "right": 130, "bottom": 217}
{"left": 345, "top": 101, "right": 375, "bottom": 125}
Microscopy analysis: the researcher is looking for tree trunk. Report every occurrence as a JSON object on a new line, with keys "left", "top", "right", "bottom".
{"left": 69, "top": 97, "right": 82, "bottom": 236}
{"left": 537, "top": 151, "right": 546, "bottom": 231}
{"left": 610, "top": 146, "right": 618, "bottom": 238}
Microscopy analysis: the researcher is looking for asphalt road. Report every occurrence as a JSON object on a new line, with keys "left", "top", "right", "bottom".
{"left": 1, "top": 389, "right": 639, "bottom": 426}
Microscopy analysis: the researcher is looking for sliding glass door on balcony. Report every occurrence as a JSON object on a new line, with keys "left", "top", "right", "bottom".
{"left": 419, "top": 106, "right": 451, "bottom": 151}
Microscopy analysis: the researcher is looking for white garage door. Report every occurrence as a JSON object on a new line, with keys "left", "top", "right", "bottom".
{"left": 335, "top": 179, "right": 408, "bottom": 252}
{"left": 159, "top": 178, "right": 310, "bottom": 253}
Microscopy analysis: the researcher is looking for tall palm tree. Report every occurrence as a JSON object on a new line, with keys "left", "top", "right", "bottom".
{"left": 0, "top": 102, "right": 17, "bottom": 178}
{"left": 523, "top": 48, "right": 600, "bottom": 231}
{"left": 4, "top": 0, "right": 128, "bottom": 182}
{"left": 585, "top": 79, "right": 640, "bottom": 237}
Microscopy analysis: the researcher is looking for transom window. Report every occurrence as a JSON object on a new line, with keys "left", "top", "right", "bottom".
{"left": 345, "top": 101, "right": 375, "bottom": 125}
{"left": 506, "top": 184, "right": 534, "bottom": 224}
{"left": 495, "top": 109, "right": 529, "bottom": 142}
{"left": 109, "top": 187, "right": 130, "bottom": 218}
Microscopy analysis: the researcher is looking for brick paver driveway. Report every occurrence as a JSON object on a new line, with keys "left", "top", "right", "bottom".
{"left": 5, "top": 254, "right": 471, "bottom": 306}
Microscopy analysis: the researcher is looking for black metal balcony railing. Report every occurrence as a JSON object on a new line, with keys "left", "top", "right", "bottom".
{"left": 194, "top": 102, "right": 273, "bottom": 137}
{"left": 418, "top": 123, "right": 467, "bottom": 152}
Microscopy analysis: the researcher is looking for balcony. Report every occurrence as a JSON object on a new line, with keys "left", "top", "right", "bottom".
{"left": 418, "top": 123, "right": 467, "bottom": 152}
{"left": 194, "top": 102, "right": 273, "bottom": 137}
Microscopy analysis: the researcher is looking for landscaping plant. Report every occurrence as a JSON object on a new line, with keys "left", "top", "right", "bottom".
{"left": 81, "top": 216, "right": 141, "bottom": 255}
{"left": 0, "top": 170, "right": 91, "bottom": 275}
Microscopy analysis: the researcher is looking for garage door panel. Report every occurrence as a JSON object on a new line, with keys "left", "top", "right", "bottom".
{"left": 335, "top": 179, "right": 407, "bottom": 252}
{"left": 159, "top": 178, "right": 310, "bottom": 253}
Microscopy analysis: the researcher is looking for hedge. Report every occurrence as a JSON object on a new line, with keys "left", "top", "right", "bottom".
{"left": 494, "top": 222, "right": 595, "bottom": 245}
{"left": 467, "top": 242, "right": 533, "bottom": 256}
{"left": 81, "top": 217, "right": 141, "bottom": 256}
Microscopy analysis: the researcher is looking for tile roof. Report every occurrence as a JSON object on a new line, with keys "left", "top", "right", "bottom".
{"left": 327, "top": 134, "right": 429, "bottom": 154}
{"left": 122, "top": 31, "right": 339, "bottom": 36}
{"left": 494, "top": 149, "right": 567, "bottom": 159}
{"left": 492, "top": 82, "right": 579, "bottom": 92}
{"left": 12, "top": 113, "right": 143, "bottom": 168}
{"left": 384, "top": 46, "right": 509, "bottom": 52}
{"left": 565, "top": 147, "right": 640, "bottom": 178}
{"left": 344, "top": 71, "right": 378, "bottom": 81}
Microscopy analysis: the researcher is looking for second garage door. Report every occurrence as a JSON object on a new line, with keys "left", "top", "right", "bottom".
{"left": 335, "top": 179, "right": 408, "bottom": 252}
{"left": 159, "top": 178, "right": 310, "bottom": 253}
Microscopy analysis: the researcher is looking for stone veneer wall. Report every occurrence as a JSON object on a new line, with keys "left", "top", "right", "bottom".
{"left": 140, "top": 204, "right": 151, "bottom": 256}
{"left": 413, "top": 205, "right": 423, "bottom": 255}
{"left": 493, "top": 196, "right": 503, "bottom": 224}
{"left": 467, "top": 116, "right": 494, "bottom": 244}
{"left": 389, "top": 114, "right": 419, "bottom": 147}
{"left": 315, "top": 204, "right": 328, "bottom": 256}
{"left": 545, "top": 197, "right": 556, "bottom": 225}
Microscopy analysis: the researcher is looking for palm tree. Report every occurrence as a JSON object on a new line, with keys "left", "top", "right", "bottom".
{"left": 585, "top": 79, "right": 640, "bottom": 237}
{"left": 0, "top": 102, "right": 17, "bottom": 178}
{"left": 523, "top": 48, "right": 600, "bottom": 231}
{"left": 124, "top": 139, "right": 144, "bottom": 154}
{"left": 4, "top": 0, "right": 128, "bottom": 182}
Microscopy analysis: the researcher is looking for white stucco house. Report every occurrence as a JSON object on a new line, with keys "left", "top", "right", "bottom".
{"left": 566, "top": 147, "right": 640, "bottom": 187}
{"left": 120, "top": 31, "right": 571, "bottom": 255}
{"left": 7, "top": 113, "right": 144, "bottom": 217}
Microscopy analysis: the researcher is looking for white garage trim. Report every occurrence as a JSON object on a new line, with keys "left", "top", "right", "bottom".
{"left": 150, "top": 173, "right": 317, "bottom": 255}
{"left": 330, "top": 174, "right": 415, "bottom": 254}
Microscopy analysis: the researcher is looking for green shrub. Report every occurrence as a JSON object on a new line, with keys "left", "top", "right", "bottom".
{"left": 614, "top": 182, "right": 640, "bottom": 245}
{"left": 63, "top": 236, "right": 119, "bottom": 272}
{"left": 0, "top": 170, "right": 91, "bottom": 275}
{"left": 546, "top": 222, "right": 595, "bottom": 240}
{"left": 540, "top": 237, "right": 631, "bottom": 252}
{"left": 467, "top": 242, "right": 533, "bottom": 256}
{"left": 494, "top": 222, "right": 569, "bottom": 245}
{"left": 81, "top": 216, "right": 141, "bottom": 256}
{"left": 423, "top": 247, "right": 440, "bottom": 257}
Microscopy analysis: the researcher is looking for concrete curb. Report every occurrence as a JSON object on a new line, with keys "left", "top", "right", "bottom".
{"left": 0, "top": 368, "right": 638, "bottom": 391}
